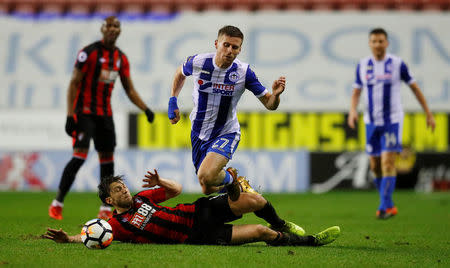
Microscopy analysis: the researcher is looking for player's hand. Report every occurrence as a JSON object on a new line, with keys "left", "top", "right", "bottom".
{"left": 272, "top": 76, "right": 286, "bottom": 96}
{"left": 168, "top": 96, "right": 180, "bottom": 124}
{"left": 347, "top": 110, "right": 358, "bottom": 129}
{"left": 145, "top": 108, "right": 155, "bottom": 123}
{"left": 426, "top": 113, "right": 436, "bottom": 132}
{"left": 43, "top": 228, "right": 70, "bottom": 243}
{"left": 65, "top": 116, "right": 77, "bottom": 137}
{"left": 143, "top": 169, "right": 160, "bottom": 188}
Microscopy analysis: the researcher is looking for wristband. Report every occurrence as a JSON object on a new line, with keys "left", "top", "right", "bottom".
{"left": 168, "top": 96, "right": 178, "bottom": 120}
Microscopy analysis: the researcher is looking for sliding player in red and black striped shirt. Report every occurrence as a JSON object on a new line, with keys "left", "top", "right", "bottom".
{"left": 49, "top": 16, "right": 154, "bottom": 221}
{"left": 45, "top": 170, "right": 340, "bottom": 246}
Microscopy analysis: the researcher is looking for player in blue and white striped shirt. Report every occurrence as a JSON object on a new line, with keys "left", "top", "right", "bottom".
{"left": 167, "top": 26, "right": 286, "bottom": 202}
{"left": 168, "top": 26, "right": 286, "bottom": 191}
{"left": 348, "top": 28, "right": 436, "bottom": 219}
{"left": 167, "top": 26, "right": 303, "bottom": 237}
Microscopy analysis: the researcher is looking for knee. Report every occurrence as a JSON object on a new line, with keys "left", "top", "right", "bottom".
{"left": 197, "top": 169, "right": 215, "bottom": 186}
{"left": 381, "top": 158, "right": 396, "bottom": 174}
{"left": 250, "top": 194, "right": 267, "bottom": 211}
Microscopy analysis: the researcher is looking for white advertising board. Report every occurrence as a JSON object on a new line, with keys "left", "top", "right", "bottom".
{"left": 0, "top": 150, "right": 309, "bottom": 193}
{"left": 0, "top": 111, "right": 128, "bottom": 150}
{"left": 0, "top": 12, "right": 449, "bottom": 112}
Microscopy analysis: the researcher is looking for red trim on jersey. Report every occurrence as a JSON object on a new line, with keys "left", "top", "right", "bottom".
{"left": 99, "top": 155, "right": 114, "bottom": 163}
{"left": 73, "top": 152, "right": 87, "bottom": 159}
{"left": 82, "top": 50, "right": 97, "bottom": 115}
{"left": 154, "top": 207, "right": 195, "bottom": 226}
{"left": 119, "top": 52, "right": 130, "bottom": 78}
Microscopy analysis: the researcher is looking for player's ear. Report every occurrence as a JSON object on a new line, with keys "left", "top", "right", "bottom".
{"left": 105, "top": 197, "right": 112, "bottom": 205}
{"left": 214, "top": 39, "right": 218, "bottom": 49}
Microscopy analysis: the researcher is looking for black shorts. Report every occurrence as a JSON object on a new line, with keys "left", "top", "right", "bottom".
{"left": 73, "top": 114, "right": 116, "bottom": 152}
{"left": 185, "top": 194, "right": 242, "bottom": 245}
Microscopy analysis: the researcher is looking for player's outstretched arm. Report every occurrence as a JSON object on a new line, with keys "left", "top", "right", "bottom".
{"left": 348, "top": 89, "right": 361, "bottom": 129}
{"left": 168, "top": 66, "right": 186, "bottom": 124}
{"left": 409, "top": 82, "right": 436, "bottom": 131}
{"left": 143, "top": 169, "right": 182, "bottom": 199}
{"left": 258, "top": 76, "right": 286, "bottom": 110}
{"left": 43, "top": 228, "right": 82, "bottom": 243}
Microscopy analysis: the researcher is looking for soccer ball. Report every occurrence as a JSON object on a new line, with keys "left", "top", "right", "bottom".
{"left": 80, "top": 218, "right": 113, "bottom": 249}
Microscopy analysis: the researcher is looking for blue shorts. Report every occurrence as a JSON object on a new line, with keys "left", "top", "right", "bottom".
{"left": 191, "top": 132, "right": 240, "bottom": 173}
{"left": 365, "top": 123, "right": 402, "bottom": 156}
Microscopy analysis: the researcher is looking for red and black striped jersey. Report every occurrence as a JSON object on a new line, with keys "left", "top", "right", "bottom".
{"left": 73, "top": 40, "right": 130, "bottom": 116}
{"left": 108, "top": 188, "right": 196, "bottom": 244}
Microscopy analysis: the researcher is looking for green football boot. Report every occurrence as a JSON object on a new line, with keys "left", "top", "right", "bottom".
{"left": 312, "top": 226, "right": 341, "bottom": 246}
{"left": 270, "top": 221, "right": 306, "bottom": 237}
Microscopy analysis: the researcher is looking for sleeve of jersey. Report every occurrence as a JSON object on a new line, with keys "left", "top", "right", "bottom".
{"left": 137, "top": 188, "right": 168, "bottom": 204}
{"left": 119, "top": 54, "right": 131, "bottom": 79}
{"left": 245, "top": 66, "right": 267, "bottom": 97}
{"left": 181, "top": 55, "right": 197, "bottom": 77}
{"left": 74, "top": 49, "right": 90, "bottom": 73}
{"left": 400, "top": 61, "right": 415, "bottom": 84}
{"left": 352, "top": 63, "right": 363, "bottom": 90}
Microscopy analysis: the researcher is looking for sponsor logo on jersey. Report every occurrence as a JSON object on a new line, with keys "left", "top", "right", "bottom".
{"left": 99, "top": 69, "right": 119, "bottom": 83}
{"left": 375, "top": 74, "right": 393, "bottom": 83}
{"left": 212, "top": 83, "right": 235, "bottom": 96}
{"left": 99, "top": 58, "right": 106, "bottom": 63}
{"left": 130, "top": 203, "right": 156, "bottom": 229}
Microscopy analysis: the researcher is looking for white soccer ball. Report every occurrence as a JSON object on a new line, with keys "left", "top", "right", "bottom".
{"left": 80, "top": 218, "right": 113, "bottom": 249}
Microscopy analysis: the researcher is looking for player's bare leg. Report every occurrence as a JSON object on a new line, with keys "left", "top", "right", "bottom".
{"left": 229, "top": 193, "right": 305, "bottom": 236}
{"left": 230, "top": 224, "right": 278, "bottom": 244}
{"left": 197, "top": 152, "right": 240, "bottom": 200}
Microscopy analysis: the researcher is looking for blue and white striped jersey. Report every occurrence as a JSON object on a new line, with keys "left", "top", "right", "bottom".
{"left": 182, "top": 53, "right": 268, "bottom": 141}
{"left": 353, "top": 53, "right": 415, "bottom": 126}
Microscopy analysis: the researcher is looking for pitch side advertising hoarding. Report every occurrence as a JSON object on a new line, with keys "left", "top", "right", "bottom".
{"left": 0, "top": 150, "right": 309, "bottom": 192}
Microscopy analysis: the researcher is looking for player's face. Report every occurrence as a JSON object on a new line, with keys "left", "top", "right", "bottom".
{"left": 369, "top": 33, "right": 388, "bottom": 60}
{"left": 107, "top": 181, "right": 132, "bottom": 208}
{"left": 215, "top": 34, "right": 242, "bottom": 68}
{"left": 101, "top": 17, "right": 121, "bottom": 44}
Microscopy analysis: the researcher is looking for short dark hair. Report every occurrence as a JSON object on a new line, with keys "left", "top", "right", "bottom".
{"left": 369, "top": 28, "right": 388, "bottom": 40}
{"left": 218, "top": 25, "right": 244, "bottom": 41}
{"left": 98, "top": 175, "right": 124, "bottom": 204}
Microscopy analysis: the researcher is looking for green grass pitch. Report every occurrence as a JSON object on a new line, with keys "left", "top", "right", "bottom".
{"left": 0, "top": 191, "right": 449, "bottom": 267}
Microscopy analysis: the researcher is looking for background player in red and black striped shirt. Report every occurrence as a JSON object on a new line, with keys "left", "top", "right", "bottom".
{"left": 45, "top": 170, "right": 340, "bottom": 247}
{"left": 48, "top": 16, "right": 154, "bottom": 221}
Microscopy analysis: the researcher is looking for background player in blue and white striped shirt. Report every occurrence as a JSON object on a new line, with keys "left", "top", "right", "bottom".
{"left": 348, "top": 28, "right": 436, "bottom": 219}
{"left": 167, "top": 26, "right": 302, "bottom": 235}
